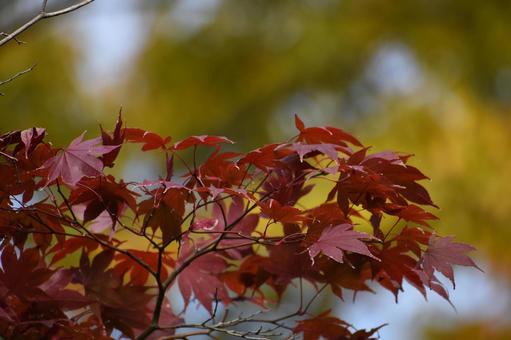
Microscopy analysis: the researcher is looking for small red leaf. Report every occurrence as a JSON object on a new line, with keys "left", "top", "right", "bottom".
{"left": 307, "top": 224, "right": 378, "bottom": 264}
{"left": 124, "top": 128, "right": 171, "bottom": 151}
{"left": 259, "top": 199, "right": 306, "bottom": 224}
{"left": 100, "top": 111, "right": 125, "bottom": 167}
{"left": 294, "top": 114, "right": 305, "bottom": 131}
{"left": 172, "top": 135, "right": 234, "bottom": 150}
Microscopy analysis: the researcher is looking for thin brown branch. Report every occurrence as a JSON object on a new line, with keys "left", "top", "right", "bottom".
{"left": 54, "top": 181, "right": 157, "bottom": 278}
{"left": 0, "top": 65, "right": 36, "bottom": 95}
{"left": 158, "top": 329, "right": 210, "bottom": 339}
{"left": 0, "top": 32, "right": 25, "bottom": 45}
{"left": 138, "top": 165, "right": 321, "bottom": 339}
{"left": 0, "top": 0, "right": 95, "bottom": 47}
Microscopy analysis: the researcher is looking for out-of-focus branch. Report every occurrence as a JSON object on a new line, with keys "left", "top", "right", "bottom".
{"left": 0, "top": 32, "right": 25, "bottom": 45}
{"left": 0, "top": 64, "right": 36, "bottom": 95}
{"left": 0, "top": 0, "right": 96, "bottom": 48}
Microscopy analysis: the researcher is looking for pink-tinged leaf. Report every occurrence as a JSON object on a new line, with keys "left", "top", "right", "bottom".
{"left": 191, "top": 218, "right": 220, "bottom": 231}
{"left": 42, "top": 132, "right": 119, "bottom": 185}
{"left": 20, "top": 127, "right": 45, "bottom": 157}
{"left": 307, "top": 224, "right": 378, "bottom": 264}
{"left": 135, "top": 179, "right": 188, "bottom": 191}
{"left": 72, "top": 205, "right": 121, "bottom": 234}
{"left": 421, "top": 235, "right": 481, "bottom": 288}
{"left": 289, "top": 142, "right": 339, "bottom": 162}
{"left": 363, "top": 151, "right": 407, "bottom": 165}
{"left": 172, "top": 135, "right": 234, "bottom": 150}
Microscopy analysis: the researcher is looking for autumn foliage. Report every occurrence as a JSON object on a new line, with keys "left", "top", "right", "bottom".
{"left": 0, "top": 114, "right": 479, "bottom": 339}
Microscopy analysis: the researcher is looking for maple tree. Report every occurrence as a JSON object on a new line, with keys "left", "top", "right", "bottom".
{"left": 0, "top": 114, "right": 479, "bottom": 339}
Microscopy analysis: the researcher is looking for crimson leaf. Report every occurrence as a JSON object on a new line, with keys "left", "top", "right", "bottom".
{"left": 307, "top": 224, "right": 378, "bottom": 264}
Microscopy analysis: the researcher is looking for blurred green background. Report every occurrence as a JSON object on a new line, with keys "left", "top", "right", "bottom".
{"left": 1, "top": 1, "right": 511, "bottom": 338}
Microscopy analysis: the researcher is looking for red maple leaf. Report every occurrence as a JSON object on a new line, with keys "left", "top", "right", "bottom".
{"left": 307, "top": 224, "right": 378, "bottom": 264}
{"left": 373, "top": 245, "right": 426, "bottom": 300}
{"left": 421, "top": 235, "right": 481, "bottom": 288}
{"left": 238, "top": 143, "right": 280, "bottom": 170}
{"left": 294, "top": 310, "right": 382, "bottom": 340}
{"left": 384, "top": 204, "right": 438, "bottom": 227}
{"left": 42, "top": 133, "right": 118, "bottom": 186}
{"left": 68, "top": 176, "right": 137, "bottom": 230}
{"left": 137, "top": 188, "right": 186, "bottom": 245}
{"left": 259, "top": 199, "right": 306, "bottom": 224}
{"left": 0, "top": 116, "right": 481, "bottom": 339}
{"left": 172, "top": 135, "right": 233, "bottom": 150}
{"left": 75, "top": 250, "right": 154, "bottom": 338}
{"left": 100, "top": 111, "right": 125, "bottom": 167}
{"left": 315, "top": 257, "right": 373, "bottom": 299}
{"left": 294, "top": 114, "right": 362, "bottom": 148}
{"left": 124, "top": 128, "right": 171, "bottom": 151}
{"left": 289, "top": 142, "right": 339, "bottom": 163}
{"left": 177, "top": 250, "right": 229, "bottom": 313}
{"left": 294, "top": 312, "right": 351, "bottom": 340}
{"left": 113, "top": 250, "right": 174, "bottom": 285}
{"left": 0, "top": 245, "right": 88, "bottom": 332}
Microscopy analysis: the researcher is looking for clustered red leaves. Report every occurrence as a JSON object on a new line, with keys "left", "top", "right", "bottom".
{"left": 0, "top": 113, "right": 479, "bottom": 339}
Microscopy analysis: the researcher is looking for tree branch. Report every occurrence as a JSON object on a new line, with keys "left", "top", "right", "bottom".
{"left": 0, "top": 0, "right": 96, "bottom": 47}
{"left": 0, "top": 64, "right": 36, "bottom": 95}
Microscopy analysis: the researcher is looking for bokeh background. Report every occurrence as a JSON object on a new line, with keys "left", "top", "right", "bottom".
{"left": 1, "top": 1, "right": 511, "bottom": 339}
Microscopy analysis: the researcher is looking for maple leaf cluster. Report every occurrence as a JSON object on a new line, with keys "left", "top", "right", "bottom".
{"left": 0, "top": 114, "right": 479, "bottom": 339}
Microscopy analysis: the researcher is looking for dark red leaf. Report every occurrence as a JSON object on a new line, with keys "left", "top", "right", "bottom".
{"left": 100, "top": 111, "right": 125, "bottom": 167}
{"left": 307, "top": 224, "right": 378, "bottom": 264}
{"left": 172, "top": 135, "right": 233, "bottom": 150}
{"left": 259, "top": 199, "right": 306, "bottom": 224}
{"left": 238, "top": 143, "right": 280, "bottom": 170}
{"left": 124, "top": 128, "right": 171, "bottom": 151}
{"left": 294, "top": 310, "right": 381, "bottom": 340}
{"left": 373, "top": 246, "right": 426, "bottom": 300}
{"left": 296, "top": 123, "right": 363, "bottom": 148}
{"left": 177, "top": 245, "right": 229, "bottom": 313}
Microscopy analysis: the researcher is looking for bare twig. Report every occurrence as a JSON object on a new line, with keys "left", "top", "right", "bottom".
{"left": 0, "top": 32, "right": 25, "bottom": 45}
{"left": 0, "top": 0, "right": 96, "bottom": 47}
{"left": 0, "top": 64, "right": 36, "bottom": 95}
